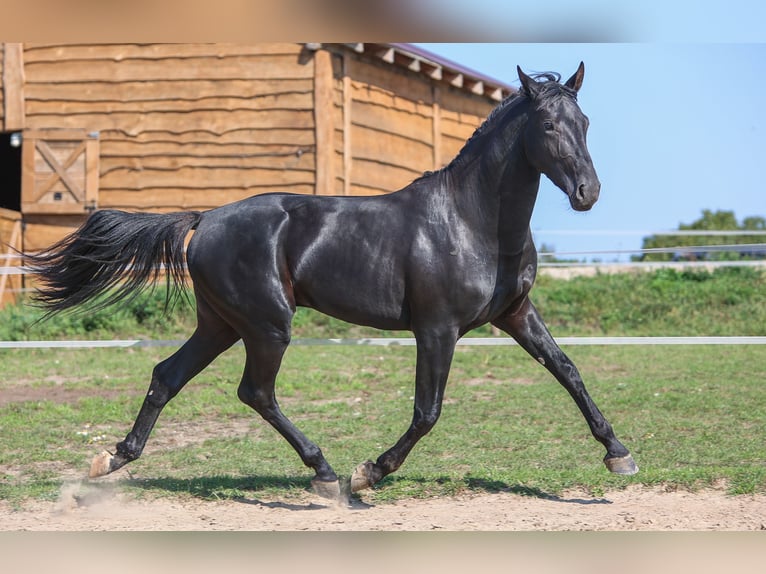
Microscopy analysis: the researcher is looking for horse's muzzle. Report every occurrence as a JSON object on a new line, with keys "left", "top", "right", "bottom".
{"left": 569, "top": 180, "right": 600, "bottom": 211}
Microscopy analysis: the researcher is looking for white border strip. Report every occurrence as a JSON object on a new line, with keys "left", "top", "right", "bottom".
{"left": 2, "top": 336, "right": 765, "bottom": 349}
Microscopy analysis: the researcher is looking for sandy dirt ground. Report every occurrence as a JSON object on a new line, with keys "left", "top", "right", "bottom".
{"left": 3, "top": 367, "right": 765, "bottom": 533}
{"left": 2, "top": 481, "right": 766, "bottom": 531}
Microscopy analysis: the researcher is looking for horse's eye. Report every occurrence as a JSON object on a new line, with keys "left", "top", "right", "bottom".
{"left": 543, "top": 120, "right": 555, "bottom": 131}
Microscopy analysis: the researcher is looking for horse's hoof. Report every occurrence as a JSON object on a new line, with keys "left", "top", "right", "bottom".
{"left": 604, "top": 454, "right": 639, "bottom": 475}
{"left": 311, "top": 478, "right": 343, "bottom": 501}
{"left": 88, "top": 450, "right": 115, "bottom": 478}
{"left": 350, "top": 460, "right": 375, "bottom": 492}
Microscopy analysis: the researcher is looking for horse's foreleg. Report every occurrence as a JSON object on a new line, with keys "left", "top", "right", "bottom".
{"left": 237, "top": 337, "right": 341, "bottom": 500}
{"left": 351, "top": 329, "right": 458, "bottom": 492}
{"left": 492, "top": 297, "right": 638, "bottom": 475}
{"left": 89, "top": 321, "right": 239, "bottom": 478}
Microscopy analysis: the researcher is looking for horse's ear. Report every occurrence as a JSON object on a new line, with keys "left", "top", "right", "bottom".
{"left": 565, "top": 61, "right": 585, "bottom": 92}
{"left": 517, "top": 66, "right": 541, "bottom": 99}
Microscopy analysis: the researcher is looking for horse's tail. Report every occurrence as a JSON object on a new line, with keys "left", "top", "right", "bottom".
{"left": 26, "top": 209, "right": 202, "bottom": 316}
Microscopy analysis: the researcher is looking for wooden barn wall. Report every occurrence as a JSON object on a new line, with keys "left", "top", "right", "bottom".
{"left": 330, "top": 50, "right": 496, "bottom": 196}
{"left": 19, "top": 43, "right": 497, "bottom": 204}
{"left": 20, "top": 43, "right": 317, "bottom": 251}
{"left": 2, "top": 43, "right": 28, "bottom": 131}
{"left": 22, "top": 43, "right": 316, "bottom": 209}
{"left": 437, "top": 88, "right": 494, "bottom": 167}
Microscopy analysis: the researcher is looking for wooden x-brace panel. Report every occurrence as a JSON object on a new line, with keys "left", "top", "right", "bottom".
{"left": 21, "top": 129, "right": 99, "bottom": 215}
{"left": 35, "top": 140, "right": 87, "bottom": 199}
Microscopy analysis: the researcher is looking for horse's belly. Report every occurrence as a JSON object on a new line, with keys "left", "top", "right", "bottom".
{"left": 293, "top": 270, "right": 410, "bottom": 331}
{"left": 297, "top": 290, "right": 410, "bottom": 331}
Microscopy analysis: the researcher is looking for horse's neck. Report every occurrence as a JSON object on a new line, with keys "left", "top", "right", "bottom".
{"left": 447, "top": 131, "right": 541, "bottom": 246}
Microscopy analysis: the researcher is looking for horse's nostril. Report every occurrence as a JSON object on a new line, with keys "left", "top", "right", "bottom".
{"left": 572, "top": 182, "right": 599, "bottom": 211}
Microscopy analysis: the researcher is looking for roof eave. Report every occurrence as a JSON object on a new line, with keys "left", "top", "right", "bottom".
{"left": 306, "top": 43, "right": 515, "bottom": 103}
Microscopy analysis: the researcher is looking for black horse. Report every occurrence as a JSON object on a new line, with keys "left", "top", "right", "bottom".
{"left": 27, "top": 63, "right": 637, "bottom": 499}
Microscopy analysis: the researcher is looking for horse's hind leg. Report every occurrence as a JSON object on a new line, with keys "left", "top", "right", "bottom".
{"left": 89, "top": 307, "right": 239, "bottom": 478}
{"left": 492, "top": 297, "right": 638, "bottom": 475}
{"left": 237, "top": 335, "right": 341, "bottom": 500}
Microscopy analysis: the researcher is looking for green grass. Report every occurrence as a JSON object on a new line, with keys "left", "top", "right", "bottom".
{"left": 1, "top": 344, "right": 764, "bottom": 505}
{"left": 0, "top": 287, "right": 197, "bottom": 341}
{"left": 2, "top": 267, "right": 765, "bottom": 340}
{"left": 532, "top": 267, "right": 766, "bottom": 336}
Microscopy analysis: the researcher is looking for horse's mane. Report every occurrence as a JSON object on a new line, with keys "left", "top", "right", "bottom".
{"left": 411, "top": 94, "right": 524, "bottom": 184}
{"left": 413, "top": 72, "right": 575, "bottom": 184}
{"left": 460, "top": 92, "right": 524, "bottom": 149}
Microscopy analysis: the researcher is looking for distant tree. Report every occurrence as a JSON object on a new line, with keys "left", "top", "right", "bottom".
{"left": 743, "top": 215, "right": 766, "bottom": 231}
{"left": 635, "top": 210, "right": 766, "bottom": 262}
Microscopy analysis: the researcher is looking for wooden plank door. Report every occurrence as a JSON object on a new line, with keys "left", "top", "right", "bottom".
{"left": 0, "top": 207, "right": 22, "bottom": 307}
{"left": 21, "top": 129, "right": 99, "bottom": 214}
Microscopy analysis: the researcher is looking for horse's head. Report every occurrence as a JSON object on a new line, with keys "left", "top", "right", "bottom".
{"left": 518, "top": 62, "right": 600, "bottom": 212}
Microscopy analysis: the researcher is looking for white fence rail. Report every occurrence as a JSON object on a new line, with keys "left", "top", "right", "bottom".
{"left": 2, "top": 336, "right": 766, "bottom": 350}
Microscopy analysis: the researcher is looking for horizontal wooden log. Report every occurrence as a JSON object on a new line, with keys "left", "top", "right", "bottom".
{"left": 441, "top": 115, "right": 480, "bottom": 142}
{"left": 440, "top": 105, "right": 487, "bottom": 124}
{"left": 101, "top": 140, "right": 314, "bottom": 160}
{"left": 25, "top": 109, "right": 315, "bottom": 136}
{"left": 351, "top": 100, "right": 433, "bottom": 144}
{"left": 347, "top": 56, "right": 434, "bottom": 108}
{"left": 24, "top": 43, "right": 303, "bottom": 61}
{"left": 350, "top": 158, "right": 420, "bottom": 193}
{"left": 99, "top": 150, "right": 315, "bottom": 175}
{"left": 25, "top": 78, "right": 314, "bottom": 103}
{"left": 99, "top": 185, "right": 315, "bottom": 210}
{"left": 26, "top": 92, "right": 314, "bottom": 115}
{"left": 99, "top": 165, "right": 314, "bottom": 191}
{"left": 439, "top": 86, "right": 496, "bottom": 118}
{"left": 350, "top": 79, "right": 434, "bottom": 119}
{"left": 351, "top": 124, "right": 432, "bottom": 174}
{"left": 24, "top": 55, "right": 314, "bottom": 83}
{"left": 98, "top": 128, "right": 316, "bottom": 146}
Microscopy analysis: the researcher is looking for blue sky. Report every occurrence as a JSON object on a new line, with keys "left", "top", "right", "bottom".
{"left": 414, "top": 39, "right": 765, "bottom": 260}
{"left": 414, "top": 1, "right": 766, "bottom": 42}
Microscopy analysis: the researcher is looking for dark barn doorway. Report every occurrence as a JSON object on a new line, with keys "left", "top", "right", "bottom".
{"left": 0, "top": 132, "right": 22, "bottom": 212}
